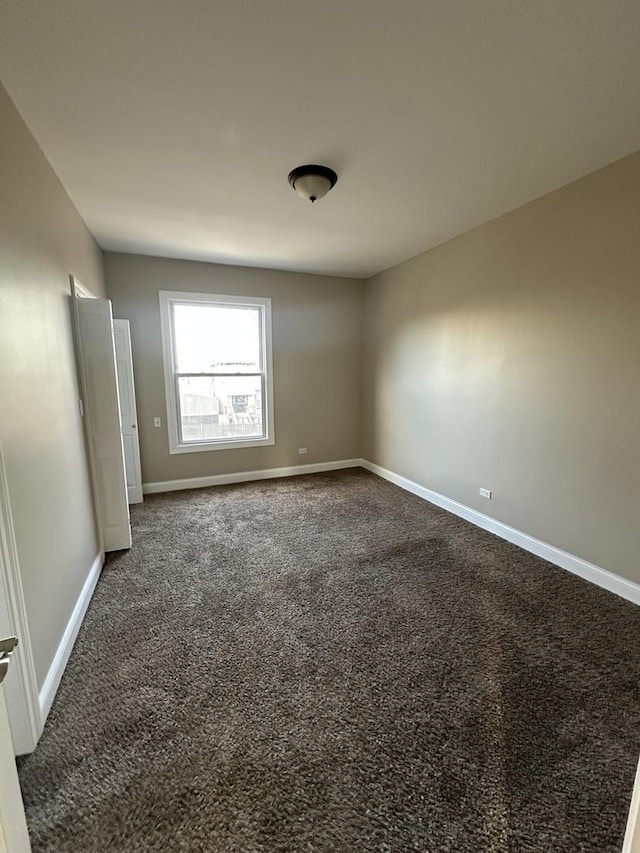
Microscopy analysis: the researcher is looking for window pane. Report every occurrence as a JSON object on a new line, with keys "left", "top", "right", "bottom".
{"left": 173, "top": 303, "right": 261, "bottom": 373}
{"left": 178, "top": 375, "right": 263, "bottom": 442}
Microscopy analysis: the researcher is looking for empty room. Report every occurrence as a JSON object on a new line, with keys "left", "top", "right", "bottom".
{"left": 1, "top": 1, "right": 639, "bottom": 851}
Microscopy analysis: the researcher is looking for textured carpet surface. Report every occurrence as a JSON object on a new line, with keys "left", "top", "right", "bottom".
{"left": 18, "top": 469, "right": 640, "bottom": 852}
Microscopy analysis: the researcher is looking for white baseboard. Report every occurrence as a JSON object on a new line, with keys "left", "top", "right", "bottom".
{"left": 143, "top": 458, "right": 362, "bottom": 495}
{"left": 39, "top": 551, "right": 104, "bottom": 722}
{"left": 360, "top": 459, "right": 640, "bottom": 607}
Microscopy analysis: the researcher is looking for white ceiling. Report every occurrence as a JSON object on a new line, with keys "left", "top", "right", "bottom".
{"left": 1, "top": 1, "right": 639, "bottom": 278}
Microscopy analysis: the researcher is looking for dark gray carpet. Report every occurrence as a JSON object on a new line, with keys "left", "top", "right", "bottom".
{"left": 18, "top": 468, "right": 640, "bottom": 852}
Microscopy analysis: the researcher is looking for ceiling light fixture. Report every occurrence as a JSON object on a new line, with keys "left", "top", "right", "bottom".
{"left": 288, "top": 164, "right": 338, "bottom": 203}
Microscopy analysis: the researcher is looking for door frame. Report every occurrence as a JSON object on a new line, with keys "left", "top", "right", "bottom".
{"left": 0, "top": 443, "right": 41, "bottom": 755}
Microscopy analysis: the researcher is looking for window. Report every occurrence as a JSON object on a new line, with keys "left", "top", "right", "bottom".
{"left": 159, "top": 291, "right": 274, "bottom": 453}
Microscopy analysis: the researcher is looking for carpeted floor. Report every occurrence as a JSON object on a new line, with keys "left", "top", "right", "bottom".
{"left": 17, "top": 468, "right": 640, "bottom": 852}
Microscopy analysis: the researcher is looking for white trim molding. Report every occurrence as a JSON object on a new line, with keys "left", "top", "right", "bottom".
{"left": 0, "top": 444, "right": 41, "bottom": 755}
{"left": 360, "top": 460, "right": 640, "bottom": 607}
{"left": 39, "top": 551, "right": 104, "bottom": 723}
{"left": 143, "top": 458, "right": 361, "bottom": 495}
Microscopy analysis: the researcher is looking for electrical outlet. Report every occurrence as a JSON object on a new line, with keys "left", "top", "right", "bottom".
{"left": 479, "top": 487, "right": 492, "bottom": 499}
{"left": 153, "top": 417, "right": 161, "bottom": 428}
{"left": 298, "top": 447, "right": 308, "bottom": 455}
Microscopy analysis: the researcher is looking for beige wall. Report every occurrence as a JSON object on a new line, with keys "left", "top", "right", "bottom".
{"left": 0, "top": 84, "right": 105, "bottom": 685}
{"left": 363, "top": 151, "right": 640, "bottom": 585}
{"left": 105, "top": 252, "right": 364, "bottom": 483}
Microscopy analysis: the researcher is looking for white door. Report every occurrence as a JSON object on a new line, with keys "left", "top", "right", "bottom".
{"left": 75, "top": 297, "right": 131, "bottom": 552}
{"left": 113, "top": 321, "right": 143, "bottom": 504}
{"left": 0, "top": 675, "right": 31, "bottom": 852}
{"left": 624, "top": 757, "right": 640, "bottom": 852}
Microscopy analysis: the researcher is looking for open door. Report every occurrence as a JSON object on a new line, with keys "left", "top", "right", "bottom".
{"left": 73, "top": 283, "right": 131, "bottom": 552}
{"left": 0, "top": 442, "right": 40, "bottom": 758}
{"left": 113, "top": 320, "right": 143, "bottom": 504}
{"left": 0, "top": 667, "right": 31, "bottom": 852}
{"left": 624, "top": 757, "right": 640, "bottom": 852}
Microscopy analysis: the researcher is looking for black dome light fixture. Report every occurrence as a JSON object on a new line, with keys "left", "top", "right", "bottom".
{"left": 288, "top": 164, "right": 338, "bottom": 203}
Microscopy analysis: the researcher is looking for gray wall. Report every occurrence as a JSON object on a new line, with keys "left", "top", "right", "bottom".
{"left": 0, "top": 84, "right": 105, "bottom": 686}
{"left": 363, "top": 151, "right": 640, "bottom": 585}
{"left": 105, "top": 252, "right": 365, "bottom": 483}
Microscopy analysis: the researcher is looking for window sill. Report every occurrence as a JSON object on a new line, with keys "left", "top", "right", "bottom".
{"left": 168, "top": 436, "right": 275, "bottom": 454}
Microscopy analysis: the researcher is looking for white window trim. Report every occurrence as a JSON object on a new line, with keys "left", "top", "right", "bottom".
{"left": 159, "top": 290, "right": 275, "bottom": 454}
